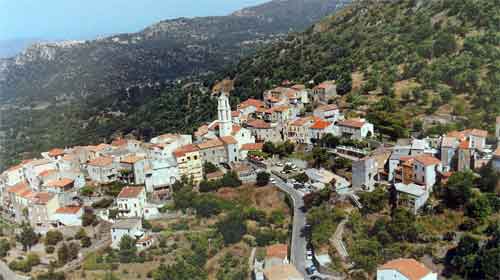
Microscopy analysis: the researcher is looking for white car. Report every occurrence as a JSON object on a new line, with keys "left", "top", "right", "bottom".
{"left": 306, "top": 251, "right": 313, "bottom": 260}
{"left": 276, "top": 162, "right": 283, "bottom": 167}
{"left": 270, "top": 178, "right": 276, "bottom": 184}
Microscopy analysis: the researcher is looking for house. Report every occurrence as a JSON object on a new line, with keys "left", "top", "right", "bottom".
{"left": 286, "top": 116, "right": 318, "bottom": 144}
{"left": 28, "top": 192, "right": 60, "bottom": 230}
{"left": 457, "top": 141, "right": 472, "bottom": 171}
{"left": 246, "top": 119, "right": 282, "bottom": 143}
{"left": 136, "top": 235, "right": 154, "bottom": 251}
{"left": 111, "top": 218, "right": 144, "bottom": 249}
{"left": 196, "top": 138, "right": 228, "bottom": 165}
{"left": 447, "top": 129, "right": 488, "bottom": 150}
{"left": 6, "top": 182, "right": 33, "bottom": 222}
{"left": 441, "top": 136, "right": 459, "bottom": 172}
{"left": 492, "top": 147, "right": 500, "bottom": 172}
{"left": 352, "top": 156, "right": 378, "bottom": 191}
{"left": 336, "top": 118, "right": 374, "bottom": 140}
{"left": 2, "top": 164, "right": 26, "bottom": 187}
{"left": 46, "top": 148, "right": 66, "bottom": 160}
{"left": 119, "top": 155, "right": 146, "bottom": 185}
{"left": 394, "top": 183, "right": 429, "bottom": 214}
{"left": 412, "top": 155, "right": 441, "bottom": 190}
{"left": 173, "top": 144, "right": 203, "bottom": 184}
{"left": 290, "top": 84, "right": 309, "bottom": 104}
{"left": 313, "top": 104, "right": 341, "bottom": 122}
{"left": 388, "top": 146, "right": 411, "bottom": 182}
{"left": 263, "top": 264, "right": 303, "bottom": 280}
{"left": 220, "top": 136, "right": 240, "bottom": 163}
{"left": 237, "top": 98, "right": 266, "bottom": 118}
{"left": 116, "top": 187, "right": 146, "bottom": 218}
{"left": 265, "top": 244, "right": 289, "bottom": 268}
{"left": 264, "top": 106, "right": 292, "bottom": 124}
{"left": 308, "top": 119, "right": 335, "bottom": 144}
{"left": 87, "top": 156, "right": 118, "bottom": 184}
{"left": 43, "top": 178, "right": 77, "bottom": 205}
{"left": 23, "top": 159, "right": 58, "bottom": 190}
{"left": 51, "top": 206, "right": 83, "bottom": 227}
{"left": 377, "top": 258, "right": 437, "bottom": 280}
{"left": 240, "top": 143, "right": 264, "bottom": 160}
{"left": 312, "top": 81, "right": 337, "bottom": 103}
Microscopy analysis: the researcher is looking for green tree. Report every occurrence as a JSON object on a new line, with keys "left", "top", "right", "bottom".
{"left": 0, "top": 239, "right": 10, "bottom": 257}
{"left": 312, "top": 147, "right": 329, "bottom": 168}
{"left": 443, "top": 171, "right": 475, "bottom": 209}
{"left": 17, "top": 224, "right": 38, "bottom": 251}
{"left": 256, "top": 171, "right": 271, "bottom": 186}
{"left": 293, "top": 172, "right": 309, "bottom": 183}
{"left": 57, "top": 243, "right": 70, "bottom": 265}
{"left": 358, "top": 187, "right": 388, "bottom": 215}
{"left": 119, "top": 235, "right": 137, "bottom": 263}
{"left": 351, "top": 239, "right": 382, "bottom": 273}
{"left": 45, "top": 230, "right": 63, "bottom": 246}
{"left": 216, "top": 212, "right": 246, "bottom": 245}
{"left": 203, "top": 162, "right": 219, "bottom": 174}
{"left": 465, "top": 195, "right": 492, "bottom": 221}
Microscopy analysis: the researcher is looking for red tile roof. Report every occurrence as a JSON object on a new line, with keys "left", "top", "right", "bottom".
{"left": 48, "top": 148, "right": 65, "bottom": 157}
{"left": 247, "top": 119, "right": 271, "bottom": 129}
{"left": 266, "top": 244, "right": 288, "bottom": 259}
{"left": 220, "top": 136, "right": 238, "bottom": 145}
{"left": 337, "top": 119, "right": 365, "bottom": 129}
{"left": 197, "top": 138, "right": 224, "bottom": 150}
{"left": 88, "top": 156, "right": 114, "bottom": 167}
{"left": 120, "top": 155, "right": 145, "bottom": 164}
{"left": 55, "top": 206, "right": 82, "bottom": 215}
{"left": 414, "top": 155, "right": 441, "bottom": 166}
{"left": 380, "top": 258, "right": 432, "bottom": 280}
{"left": 315, "top": 104, "right": 338, "bottom": 112}
{"left": 32, "top": 192, "right": 55, "bottom": 204}
{"left": 314, "top": 81, "right": 335, "bottom": 90}
{"left": 290, "top": 116, "right": 318, "bottom": 127}
{"left": 459, "top": 140, "right": 470, "bottom": 149}
{"left": 46, "top": 178, "right": 74, "bottom": 188}
{"left": 117, "top": 187, "right": 145, "bottom": 199}
{"left": 7, "top": 182, "right": 29, "bottom": 195}
{"left": 111, "top": 138, "right": 127, "bottom": 147}
{"left": 241, "top": 143, "right": 264, "bottom": 151}
{"left": 291, "top": 84, "right": 305, "bottom": 90}
{"left": 39, "top": 169, "right": 57, "bottom": 177}
{"left": 231, "top": 125, "right": 241, "bottom": 135}
{"left": 464, "top": 128, "right": 488, "bottom": 138}
{"left": 173, "top": 144, "right": 199, "bottom": 158}
{"left": 238, "top": 98, "right": 265, "bottom": 109}
{"left": 231, "top": 111, "right": 240, "bottom": 117}
{"left": 266, "top": 106, "right": 289, "bottom": 114}
{"left": 310, "top": 119, "right": 332, "bottom": 130}
{"left": 195, "top": 125, "right": 209, "bottom": 137}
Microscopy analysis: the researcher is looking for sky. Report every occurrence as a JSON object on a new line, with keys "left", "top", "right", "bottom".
{"left": 0, "top": 0, "right": 269, "bottom": 41}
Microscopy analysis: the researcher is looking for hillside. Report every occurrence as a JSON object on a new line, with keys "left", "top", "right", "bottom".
{"left": 229, "top": 0, "right": 500, "bottom": 138}
{"left": 0, "top": 0, "right": 350, "bottom": 104}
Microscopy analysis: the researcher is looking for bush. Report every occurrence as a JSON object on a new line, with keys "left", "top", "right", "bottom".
{"left": 0, "top": 239, "right": 10, "bottom": 257}
{"left": 46, "top": 245, "right": 55, "bottom": 254}
{"left": 256, "top": 171, "right": 271, "bottom": 187}
{"left": 91, "top": 198, "right": 114, "bottom": 209}
{"left": 45, "top": 230, "right": 63, "bottom": 246}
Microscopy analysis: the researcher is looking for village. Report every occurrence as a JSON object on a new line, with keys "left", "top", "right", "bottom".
{"left": 1, "top": 79, "right": 500, "bottom": 280}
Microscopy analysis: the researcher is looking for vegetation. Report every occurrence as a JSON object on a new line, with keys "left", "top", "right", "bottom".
{"left": 16, "top": 224, "right": 38, "bottom": 251}
{"left": 256, "top": 171, "right": 271, "bottom": 186}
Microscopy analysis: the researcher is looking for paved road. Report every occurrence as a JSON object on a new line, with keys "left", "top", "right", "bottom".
{"left": 0, "top": 260, "right": 29, "bottom": 280}
{"left": 271, "top": 174, "right": 308, "bottom": 276}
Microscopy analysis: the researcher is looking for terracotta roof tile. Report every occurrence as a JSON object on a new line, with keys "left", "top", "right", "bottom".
{"left": 197, "top": 138, "right": 224, "bottom": 150}
{"left": 310, "top": 119, "right": 332, "bottom": 130}
{"left": 231, "top": 125, "right": 241, "bottom": 135}
{"left": 195, "top": 125, "right": 210, "bottom": 137}
{"left": 247, "top": 119, "right": 271, "bottom": 129}
{"left": 111, "top": 138, "right": 128, "bottom": 147}
{"left": 459, "top": 140, "right": 470, "bottom": 149}
{"left": 39, "top": 169, "right": 57, "bottom": 177}
{"left": 241, "top": 143, "right": 264, "bottom": 151}
{"left": 117, "top": 186, "right": 145, "bottom": 199}
{"left": 7, "top": 182, "right": 29, "bottom": 194}
{"left": 337, "top": 119, "right": 366, "bottom": 129}
{"left": 120, "top": 155, "right": 145, "bottom": 164}
{"left": 173, "top": 144, "right": 199, "bottom": 158}
{"left": 315, "top": 104, "right": 338, "bottom": 112}
{"left": 238, "top": 98, "right": 265, "bottom": 109}
{"left": 46, "top": 178, "right": 74, "bottom": 188}
{"left": 31, "top": 192, "right": 55, "bottom": 204}
{"left": 55, "top": 206, "right": 82, "bottom": 215}
{"left": 414, "top": 155, "right": 441, "bottom": 166}
{"left": 48, "top": 148, "right": 65, "bottom": 157}
{"left": 88, "top": 156, "right": 114, "bottom": 167}
{"left": 464, "top": 128, "right": 488, "bottom": 138}
{"left": 380, "top": 258, "right": 433, "bottom": 280}
{"left": 220, "top": 136, "right": 238, "bottom": 145}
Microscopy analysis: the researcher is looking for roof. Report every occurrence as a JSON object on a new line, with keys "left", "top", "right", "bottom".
{"left": 120, "top": 155, "right": 145, "bottom": 164}
{"left": 197, "top": 138, "right": 224, "bottom": 150}
{"left": 266, "top": 244, "right": 288, "bottom": 259}
{"left": 380, "top": 258, "right": 433, "bottom": 280}
{"left": 314, "top": 81, "right": 336, "bottom": 90}
{"left": 241, "top": 143, "right": 264, "bottom": 151}
{"left": 39, "top": 169, "right": 57, "bottom": 177}
{"left": 46, "top": 178, "right": 74, "bottom": 188}
{"left": 395, "top": 183, "right": 426, "bottom": 197}
{"left": 315, "top": 104, "right": 338, "bottom": 112}
{"left": 459, "top": 140, "right": 470, "bottom": 149}
{"left": 263, "top": 264, "right": 302, "bottom": 280}
{"left": 231, "top": 111, "right": 240, "bottom": 117}
{"left": 414, "top": 155, "right": 441, "bottom": 166}
{"left": 31, "top": 192, "right": 55, "bottom": 205}
{"left": 173, "top": 144, "right": 199, "bottom": 158}
{"left": 6, "top": 182, "right": 29, "bottom": 194}
{"left": 206, "top": 171, "right": 225, "bottom": 180}
{"left": 464, "top": 128, "right": 488, "bottom": 138}
{"left": 117, "top": 187, "right": 145, "bottom": 199}
{"left": 290, "top": 116, "right": 318, "bottom": 127}
{"left": 220, "top": 136, "right": 238, "bottom": 145}
{"left": 231, "top": 125, "right": 241, "bottom": 135}
{"left": 112, "top": 218, "right": 142, "bottom": 229}
{"left": 55, "top": 206, "right": 82, "bottom": 215}
{"left": 111, "top": 138, "right": 128, "bottom": 147}
{"left": 195, "top": 125, "right": 209, "bottom": 137}
{"left": 238, "top": 98, "right": 265, "bottom": 109}
{"left": 310, "top": 119, "right": 332, "bottom": 130}
{"left": 247, "top": 119, "right": 271, "bottom": 129}
{"left": 337, "top": 119, "right": 366, "bottom": 129}
{"left": 291, "top": 84, "right": 305, "bottom": 90}
{"left": 48, "top": 148, "right": 65, "bottom": 157}
{"left": 266, "top": 106, "right": 289, "bottom": 114}
{"left": 88, "top": 156, "right": 114, "bottom": 167}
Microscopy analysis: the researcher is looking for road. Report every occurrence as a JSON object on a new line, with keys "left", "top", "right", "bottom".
{"left": 0, "top": 260, "right": 29, "bottom": 280}
{"left": 271, "top": 174, "right": 308, "bottom": 276}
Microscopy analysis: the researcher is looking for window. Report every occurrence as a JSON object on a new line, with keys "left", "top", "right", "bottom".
{"left": 194, "top": 155, "right": 198, "bottom": 160}
{"left": 187, "top": 156, "right": 191, "bottom": 160}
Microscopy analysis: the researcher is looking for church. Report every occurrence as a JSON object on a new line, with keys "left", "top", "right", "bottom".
{"left": 194, "top": 92, "right": 256, "bottom": 163}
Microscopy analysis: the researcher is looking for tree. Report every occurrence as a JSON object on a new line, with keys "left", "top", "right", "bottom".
{"left": 220, "top": 171, "right": 242, "bottom": 188}
{"left": 358, "top": 187, "right": 388, "bottom": 215}
{"left": 443, "top": 171, "right": 475, "bottom": 209}
{"left": 312, "top": 147, "right": 329, "bottom": 168}
{"left": 293, "top": 172, "right": 309, "bottom": 184}
{"left": 256, "top": 172, "right": 271, "bottom": 186}
{"left": 478, "top": 162, "right": 500, "bottom": 193}
{"left": 320, "top": 133, "right": 340, "bottom": 148}
{"left": 17, "top": 224, "right": 38, "bottom": 251}
{"left": 465, "top": 195, "right": 492, "bottom": 221}
{"left": 0, "top": 239, "right": 10, "bottom": 257}
{"left": 262, "top": 142, "right": 276, "bottom": 155}
{"left": 119, "top": 235, "right": 137, "bottom": 263}
{"left": 447, "top": 234, "right": 480, "bottom": 276}
{"left": 193, "top": 195, "right": 223, "bottom": 218}
{"left": 57, "top": 243, "right": 70, "bottom": 265}
{"left": 80, "top": 186, "right": 94, "bottom": 197}
{"left": 216, "top": 212, "right": 246, "bottom": 245}
{"left": 351, "top": 239, "right": 382, "bottom": 273}
{"left": 387, "top": 208, "right": 419, "bottom": 242}
{"left": 45, "top": 230, "right": 63, "bottom": 246}
{"left": 82, "top": 209, "right": 98, "bottom": 227}
{"left": 203, "top": 162, "right": 219, "bottom": 174}
{"left": 433, "top": 32, "right": 457, "bottom": 57}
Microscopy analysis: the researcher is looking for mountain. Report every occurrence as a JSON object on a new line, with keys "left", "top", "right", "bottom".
{"left": 228, "top": 0, "right": 500, "bottom": 138}
{"left": 0, "top": 0, "right": 351, "bottom": 104}
{"left": 0, "top": 38, "right": 46, "bottom": 58}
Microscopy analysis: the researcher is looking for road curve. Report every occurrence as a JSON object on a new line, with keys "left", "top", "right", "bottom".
{"left": 0, "top": 260, "right": 30, "bottom": 280}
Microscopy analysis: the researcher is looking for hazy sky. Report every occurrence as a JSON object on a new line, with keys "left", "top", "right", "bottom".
{"left": 0, "top": 0, "right": 269, "bottom": 41}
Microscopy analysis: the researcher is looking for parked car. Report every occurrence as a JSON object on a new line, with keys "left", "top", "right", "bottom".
{"left": 276, "top": 162, "right": 283, "bottom": 167}
{"left": 306, "top": 251, "right": 313, "bottom": 260}
{"left": 270, "top": 178, "right": 276, "bottom": 184}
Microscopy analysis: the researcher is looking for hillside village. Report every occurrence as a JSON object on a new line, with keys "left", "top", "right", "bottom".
{"left": 1, "top": 78, "right": 500, "bottom": 280}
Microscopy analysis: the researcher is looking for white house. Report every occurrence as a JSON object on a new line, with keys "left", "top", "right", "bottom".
{"left": 51, "top": 206, "right": 83, "bottom": 227}
{"left": 3, "top": 164, "right": 26, "bottom": 187}
{"left": 111, "top": 218, "right": 144, "bottom": 249}
{"left": 308, "top": 119, "right": 335, "bottom": 144}
{"left": 394, "top": 183, "right": 429, "bottom": 214}
{"left": 412, "top": 155, "right": 441, "bottom": 191}
{"left": 377, "top": 258, "right": 437, "bottom": 280}
{"left": 352, "top": 156, "right": 378, "bottom": 191}
{"left": 246, "top": 119, "right": 282, "bottom": 143}
{"left": 492, "top": 147, "right": 500, "bottom": 172}
{"left": 87, "top": 156, "right": 119, "bottom": 184}
{"left": 116, "top": 186, "right": 146, "bottom": 218}
{"left": 313, "top": 104, "right": 342, "bottom": 122}
{"left": 119, "top": 155, "right": 146, "bottom": 185}
{"left": 336, "top": 118, "right": 374, "bottom": 140}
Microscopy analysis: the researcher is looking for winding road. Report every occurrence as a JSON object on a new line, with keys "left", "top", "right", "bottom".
{"left": 0, "top": 260, "right": 29, "bottom": 280}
